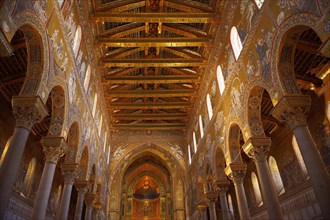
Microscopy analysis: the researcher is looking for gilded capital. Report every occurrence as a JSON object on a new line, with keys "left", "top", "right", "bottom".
{"left": 12, "top": 96, "right": 48, "bottom": 130}
{"left": 243, "top": 137, "right": 271, "bottom": 162}
{"left": 61, "top": 163, "right": 79, "bottom": 185}
{"left": 197, "top": 200, "right": 207, "bottom": 213}
{"left": 204, "top": 191, "right": 217, "bottom": 205}
{"left": 41, "top": 136, "right": 67, "bottom": 163}
{"left": 213, "top": 179, "right": 229, "bottom": 195}
{"left": 93, "top": 202, "right": 103, "bottom": 210}
{"left": 271, "top": 95, "right": 311, "bottom": 130}
{"left": 85, "top": 192, "right": 97, "bottom": 207}
{"left": 75, "top": 180, "right": 90, "bottom": 195}
{"left": 224, "top": 163, "right": 247, "bottom": 184}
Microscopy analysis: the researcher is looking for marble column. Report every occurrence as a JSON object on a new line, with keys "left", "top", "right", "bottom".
{"left": 31, "top": 137, "right": 67, "bottom": 219}
{"left": 74, "top": 180, "right": 89, "bottom": 220}
{"left": 85, "top": 192, "right": 97, "bottom": 220}
{"left": 205, "top": 191, "right": 217, "bottom": 220}
{"left": 0, "top": 96, "right": 47, "bottom": 219}
{"left": 243, "top": 137, "right": 283, "bottom": 220}
{"left": 271, "top": 95, "right": 330, "bottom": 218}
{"left": 56, "top": 163, "right": 79, "bottom": 220}
{"left": 213, "top": 179, "right": 231, "bottom": 220}
{"left": 225, "top": 164, "right": 251, "bottom": 220}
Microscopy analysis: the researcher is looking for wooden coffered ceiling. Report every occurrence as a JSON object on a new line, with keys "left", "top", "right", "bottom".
{"left": 90, "top": 0, "right": 221, "bottom": 131}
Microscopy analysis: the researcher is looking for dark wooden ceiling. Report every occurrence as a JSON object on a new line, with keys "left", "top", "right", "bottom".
{"left": 90, "top": 0, "right": 220, "bottom": 131}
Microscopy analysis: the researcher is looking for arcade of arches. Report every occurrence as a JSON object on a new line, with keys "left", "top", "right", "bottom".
{"left": 0, "top": 0, "right": 330, "bottom": 220}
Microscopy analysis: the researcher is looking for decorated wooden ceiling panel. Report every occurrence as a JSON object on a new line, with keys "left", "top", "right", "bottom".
{"left": 91, "top": 0, "right": 221, "bottom": 131}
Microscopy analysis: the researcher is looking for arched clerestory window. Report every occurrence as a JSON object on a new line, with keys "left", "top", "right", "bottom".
{"left": 193, "top": 132, "right": 197, "bottom": 153}
{"left": 254, "top": 0, "right": 265, "bottom": 9}
{"left": 92, "top": 94, "right": 98, "bottom": 117}
{"left": 84, "top": 65, "right": 91, "bottom": 91}
{"left": 292, "top": 135, "right": 309, "bottom": 180}
{"left": 73, "top": 25, "right": 82, "bottom": 57}
{"left": 216, "top": 65, "right": 225, "bottom": 95}
{"left": 268, "top": 156, "right": 285, "bottom": 195}
{"left": 230, "top": 26, "right": 243, "bottom": 60}
{"left": 206, "top": 94, "right": 213, "bottom": 120}
{"left": 199, "top": 115, "right": 204, "bottom": 138}
{"left": 251, "top": 172, "right": 263, "bottom": 206}
{"left": 188, "top": 144, "right": 192, "bottom": 165}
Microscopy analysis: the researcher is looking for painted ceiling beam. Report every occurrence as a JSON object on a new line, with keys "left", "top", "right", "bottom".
{"left": 100, "top": 58, "right": 206, "bottom": 67}
{"left": 112, "top": 113, "right": 188, "bottom": 120}
{"left": 95, "top": 37, "right": 212, "bottom": 47}
{"left": 107, "top": 101, "right": 191, "bottom": 109}
{"left": 112, "top": 123, "right": 186, "bottom": 130}
{"left": 90, "top": 13, "right": 219, "bottom": 23}
{"left": 105, "top": 89, "right": 194, "bottom": 97}
{"left": 103, "top": 75, "right": 198, "bottom": 84}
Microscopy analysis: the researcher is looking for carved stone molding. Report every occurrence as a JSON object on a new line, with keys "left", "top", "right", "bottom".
{"left": 61, "top": 163, "right": 79, "bottom": 185}
{"left": 12, "top": 96, "right": 48, "bottom": 130}
{"left": 243, "top": 137, "right": 271, "bottom": 162}
{"left": 224, "top": 163, "right": 247, "bottom": 184}
{"left": 85, "top": 192, "right": 97, "bottom": 207}
{"left": 271, "top": 94, "right": 311, "bottom": 130}
{"left": 40, "top": 136, "right": 67, "bottom": 163}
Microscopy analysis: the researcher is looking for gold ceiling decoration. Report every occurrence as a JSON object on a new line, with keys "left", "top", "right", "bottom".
{"left": 90, "top": 0, "right": 221, "bottom": 131}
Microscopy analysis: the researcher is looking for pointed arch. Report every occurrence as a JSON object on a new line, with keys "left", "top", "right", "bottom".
{"left": 227, "top": 123, "right": 244, "bottom": 164}
{"left": 47, "top": 85, "right": 66, "bottom": 136}
{"left": 78, "top": 146, "right": 89, "bottom": 180}
{"left": 66, "top": 122, "right": 80, "bottom": 163}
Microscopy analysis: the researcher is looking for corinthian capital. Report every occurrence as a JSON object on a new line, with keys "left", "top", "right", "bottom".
{"left": 271, "top": 95, "right": 311, "bottom": 130}
{"left": 213, "top": 179, "right": 229, "bottom": 195}
{"left": 85, "top": 192, "right": 97, "bottom": 207}
{"left": 224, "top": 163, "right": 247, "bottom": 184}
{"left": 61, "top": 163, "right": 79, "bottom": 185}
{"left": 243, "top": 137, "right": 271, "bottom": 162}
{"left": 41, "top": 136, "right": 67, "bottom": 163}
{"left": 12, "top": 96, "right": 48, "bottom": 130}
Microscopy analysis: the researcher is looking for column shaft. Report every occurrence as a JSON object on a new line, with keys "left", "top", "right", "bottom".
{"left": 233, "top": 181, "right": 250, "bottom": 220}
{"left": 57, "top": 183, "right": 73, "bottom": 220}
{"left": 85, "top": 206, "right": 93, "bottom": 220}
{"left": 208, "top": 202, "right": 217, "bottom": 220}
{"left": 219, "top": 193, "right": 231, "bottom": 220}
{"left": 74, "top": 191, "right": 86, "bottom": 220}
{"left": 0, "top": 127, "right": 30, "bottom": 217}
{"left": 255, "top": 160, "right": 283, "bottom": 220}
{"left": 31, "top": 162, "right": 56, "bottom": 219}
{"left": 293, "top": 125, "right": 330, "bottom": 218}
